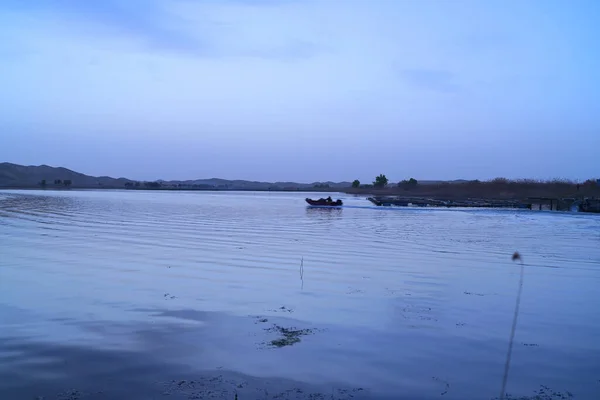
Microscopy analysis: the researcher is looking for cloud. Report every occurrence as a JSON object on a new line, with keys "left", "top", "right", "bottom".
{"left": 1, "top": 0, "right": 205, "bottom": 53}
{"left": 240, "top": 39, "right": 327, "bottom": 61}
{"left": 0, "top": 0, "right": 324, "bottom": 60}
{"left": 400, "top": 68, "right": 460, "bottom": 93}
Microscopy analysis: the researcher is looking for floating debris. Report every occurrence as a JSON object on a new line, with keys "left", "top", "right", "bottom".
{"left": 346, "top": 287, "right": 365, "bottom": 295}
{"left": 464, "top": 291, "right": 485, "bottom": 297}
{"left": 268, "top": 306, "right": 294, "bottom": 313}
{"left": 264, "top": 324, "right": 317, "bottom": 348}
{"left": 493, "top": 385, "right": 574, "bottom": 399}
{"left": 162, "top": 377, "right": 231, "bottom": 399}
{"left": 432, "top": 376, "right": 450, "bottom": 396}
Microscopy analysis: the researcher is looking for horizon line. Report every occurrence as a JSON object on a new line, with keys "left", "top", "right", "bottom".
{"left": 1, "top": 161, "right": 596, "bottom": 184}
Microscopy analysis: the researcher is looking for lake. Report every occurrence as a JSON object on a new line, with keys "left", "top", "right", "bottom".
{"left": 1, "top": 190, "right": 599, "bottom": 400}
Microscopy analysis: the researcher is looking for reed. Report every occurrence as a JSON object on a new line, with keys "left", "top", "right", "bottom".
{"left": 346, "top": 177, "right": 600, "bottom": 200}
{"left": 500, "top": 252, "right": 525, "bottom": 400}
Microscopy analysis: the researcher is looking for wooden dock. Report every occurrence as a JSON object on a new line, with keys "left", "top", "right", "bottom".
{"left": 527, "top": 197, "right": 600, "bottom": 213}
{"left": 580, "top": 198, "right": 600, "bottom": 213}
{"left": 367, "top": 197, "right": 531, "bottom": 209}
{"left": 367, "top": 196, "right": 600, "bottom": 213}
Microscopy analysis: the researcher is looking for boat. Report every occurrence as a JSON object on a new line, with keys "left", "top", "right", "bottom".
{"left": 305, "top": 197, "right": 343, "bottom": 207}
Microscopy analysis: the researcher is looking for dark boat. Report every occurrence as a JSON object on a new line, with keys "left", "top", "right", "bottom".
{"left": 305, "top": 197, "right": 343, "bottom": 207}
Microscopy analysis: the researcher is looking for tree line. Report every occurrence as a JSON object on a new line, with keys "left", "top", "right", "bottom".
{"left": 39, "top": 179, "right": 72, "bottom": 187}
{"left": 350, "top": 175, "right": 600, "bottom": 189}
{"left": 351, "top": 174, "right": 418, "bottom": 189}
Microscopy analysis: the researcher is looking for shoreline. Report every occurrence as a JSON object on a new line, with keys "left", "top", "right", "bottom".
{"left": 2, "top": 184, "right": 598, "bottom": 199}
{"left": 0, "top": 186, "right": 348, "bottom": 194}
{"left": 3, "top": 186, "right": 599, "bottom": 213}
{"left": 3, "top": 181, "right": 599, "bottom": 196}
{"left": 4, "top": 185, "right": 598, "bottom": 213}
{"left": 2, "top": 162, "right": 598, "bottom": 200}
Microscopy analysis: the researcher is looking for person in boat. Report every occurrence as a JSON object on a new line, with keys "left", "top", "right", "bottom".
{"left": 326, "top": 196, "right": 332, "bottom": 204}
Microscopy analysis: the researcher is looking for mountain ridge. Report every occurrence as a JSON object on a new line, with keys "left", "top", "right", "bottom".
{"left": 0, "top": 162, "right": 353, "bottom": 190}
{"left": 0, "top": 162, "right": 472, "bottom": 190}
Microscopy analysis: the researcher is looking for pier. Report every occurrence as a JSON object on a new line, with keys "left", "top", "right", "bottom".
{"left": 367, "top": 197, "right": 531, "bottom": 209}
{"left": 367, "top": 196, "right": 600, "bottom": 213}
{"left": 527, "top": 197, "right": 600, "bottom": 213}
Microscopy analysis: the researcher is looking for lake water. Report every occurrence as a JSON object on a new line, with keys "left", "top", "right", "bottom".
{"left": 1, "top": 190, "right": 599, "bottom": 400}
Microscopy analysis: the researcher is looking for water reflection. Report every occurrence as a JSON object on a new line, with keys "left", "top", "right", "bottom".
{"left": 0, "top": 190, "right": 599, "bottom": 400}
{"left": 305, "top": 206, "right": 343, "bottom": 219}
{"left": 0, "top": 193, "right": 79, "bottom": 215}
{"left": 0, "top": 307, "right": 379, "bottom": 400}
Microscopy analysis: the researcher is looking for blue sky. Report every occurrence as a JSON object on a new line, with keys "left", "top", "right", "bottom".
{"left": 0, "top": 0, "right": 598, "bottom": 182}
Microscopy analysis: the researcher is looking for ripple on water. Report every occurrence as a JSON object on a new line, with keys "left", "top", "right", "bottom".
{"left": 1, "top": 190, "right": 599, "bottom": 400}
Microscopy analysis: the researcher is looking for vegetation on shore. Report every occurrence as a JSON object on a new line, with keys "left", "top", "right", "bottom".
{"left": 1, "top": 162, "right": 598, "bottom": 200}
{"left": 36, "top": 174, "right": 600, "bottom": 200}
{"left": 347, "top": 176, "right": 600, "bottom": 200}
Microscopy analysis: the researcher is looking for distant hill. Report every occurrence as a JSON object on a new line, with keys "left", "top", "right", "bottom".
{"left": 418, "top": 179, "right": 470, "bottom": 185}
{"left": 165, "top": 178, "right": 352, "bottom": 190}
{"left": 0, "top": 163, "right": 352, "bottom": 190}
{"left": 0, "top": 163, "right": 132, "bottom": 188}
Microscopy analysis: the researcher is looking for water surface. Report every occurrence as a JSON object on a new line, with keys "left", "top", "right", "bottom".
{"left": 1, "top": 190, "right": 599, "bottom": 399}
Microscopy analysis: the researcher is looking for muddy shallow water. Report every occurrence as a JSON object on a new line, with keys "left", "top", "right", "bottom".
{"left": 1, "top": 190, "right": 599, "bottom": 399}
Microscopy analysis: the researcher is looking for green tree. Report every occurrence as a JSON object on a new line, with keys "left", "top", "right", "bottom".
{"left": 373, "top": 174, "right": 388, "bottom": 188}
{"left": 399, "top": 178, "right": 418, "bottom": 188}
{"left": 145, "top": 181, "right": 161, "bottom": 189}
{"left": 40, "top": 179, "right": 47, "bottom": 187}
{"left": 352, "top": 179, "right": 360, "bottom": 188}
{"left": 63, "top": 180, "right": 72, "bottom": 187}
{"left": 398, "top": 178, "right": 419, "bottom": 187}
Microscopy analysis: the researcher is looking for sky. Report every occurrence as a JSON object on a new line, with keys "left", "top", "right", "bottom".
{"left": 0, "top": 0, "right": 598, "bottom": 183}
